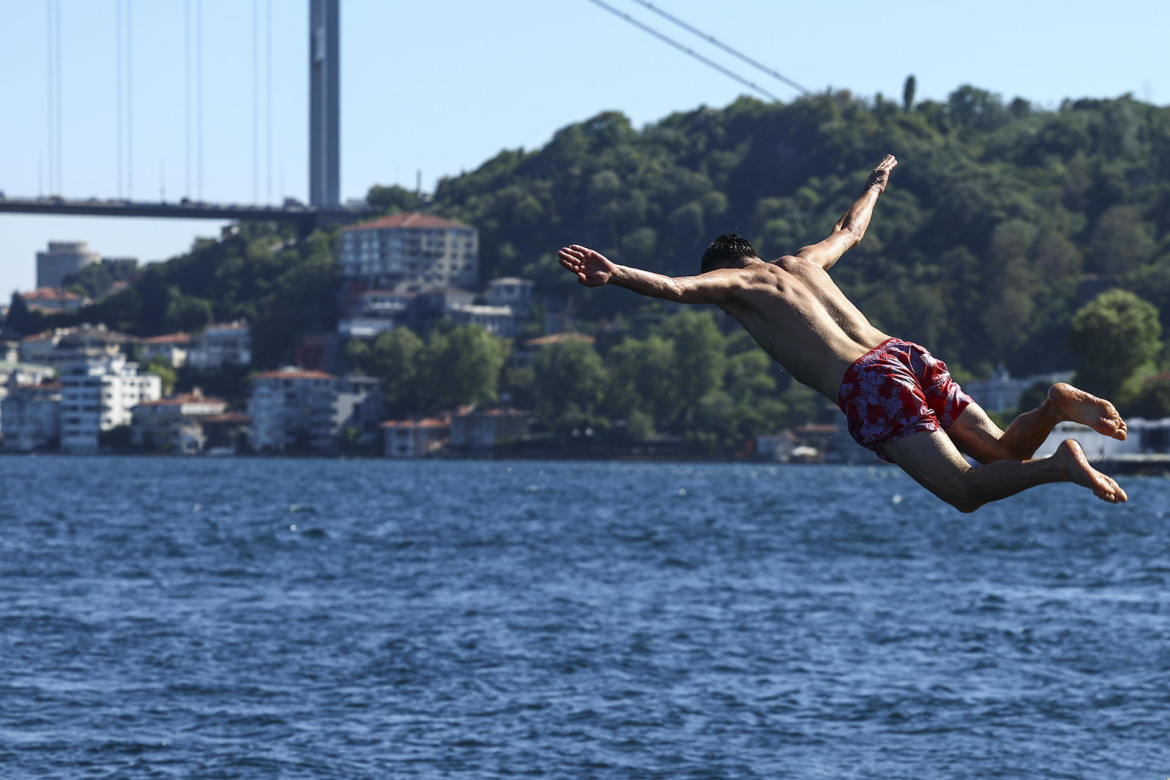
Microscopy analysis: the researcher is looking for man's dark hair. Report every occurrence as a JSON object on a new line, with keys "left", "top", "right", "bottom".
{"left": 701, "top": 233, "right": 758, "bottom": 274}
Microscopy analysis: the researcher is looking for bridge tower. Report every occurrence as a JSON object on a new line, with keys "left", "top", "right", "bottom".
{"left": 309, "top": 0, "right": 340, "bottom": 208}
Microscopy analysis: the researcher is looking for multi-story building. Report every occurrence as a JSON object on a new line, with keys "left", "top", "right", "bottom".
{"left": 20, "top": 325, "right": 134, "bottom": 370}
{"left": 0, "top": 380, "right": 61, "bottom": 452}
{"left": 334, "top": 375, "right": 384, "bottom": 448}
{"left": 381, "top": 417, "right": 450, "bottom": 458}
{"left": 36, "top": 241, "right": 100, "bottom": 289}
{"left": 138, "top": 332, "right": 191, "bottom": 368}
{"left": 188, "top": 321, "right": 251, "bottom": 369}
{"left": 20, "top": 287, "right": 89, "bottom": 314}
{"left": 447, "top": 302, "right": 519, "bottom": 338}
{"left": 249, "top": 369, "right": 383, "bottom": 453}
{"left": 486, "top": 277, "right": 535, "bottom": 317}
{"left": 0, "top": 359, "right": 57, "bottom": 441}
{"left": 450, "top": 407, "right": 531, "bottom": 451}
{"left": 339, "top": 212, "right": 478, "bottom": 292}
{"left": 59, "top": 355, "right": 161, "bottom": 454}
{"left": 131, "top": 392, "right": 229, "bottom": 454}
{"left": 250, "top": 369, "right": 336, "bottom": 452}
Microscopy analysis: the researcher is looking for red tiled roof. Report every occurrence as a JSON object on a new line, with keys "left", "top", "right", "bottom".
{"left": 523, "top": 333, "right": 595, "bottom": 347}
{"left": 380, "top": 417, "right": 450, "bottom": 429}
{"left": 253, "top": 369, "right": 335, "bottom": 381}
{"left": 140, "top": 332, "right": 191, "bottom": 345}
{"left": 22, "top": 287, "right": 83, "bottom": 301}
{"left": 343, "top": 211, "right": 468, "bottom": 232}
{"left": 137, "top": 394, "right": 227, "bottom": 408}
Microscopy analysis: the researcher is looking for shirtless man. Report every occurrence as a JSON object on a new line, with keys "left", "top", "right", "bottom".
{"left": 557, "top": 154, "right": 1128, "bottom": 512}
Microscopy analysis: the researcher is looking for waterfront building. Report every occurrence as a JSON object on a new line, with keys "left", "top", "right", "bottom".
{"left": 0, "top": 380, "right": 61, "bottom": 452}
{"left": 334, "top": 375, "right": 385, "bottom": 449}
{"left": 381, "top": 417, "right": 450, "bottom": 458}
{"left": 1036, "top": 418, "right": 1170, "bottom": 460}
{"left": 338, "top": 212, "right": 478, "bottom": 293}
{"left": 450, "top": 407, "right": 531, "bottom": 452}
{"left": 249, "top": 369, "right": 383, "bottom": 453}
{"left": 250, "top": 369, "right": 336, "bottom": 452}
{"left": 188, "top": 321, "right": 252, "bottom": 369}
{"left": 59, "top": 355, "right": 161, "bottom": 454}
{"left": 35, "top": 241, "right": 100, "bottom": 289}
{"left": 138, "top": 332, "right": 191, "bottom": 368}
{"left": 130, "top": 392, "right": 229, "bottom": 454}
{"left": 0, "top": 359, "right": 57, "bottom": 439}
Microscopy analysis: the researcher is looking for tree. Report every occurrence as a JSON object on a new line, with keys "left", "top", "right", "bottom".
{"left": 1068, "top": 289, "right": 1162, "bottom": 400}
{"left": 418, "top": 324, "right": 509, "bottom": 413}
{"left": 347, "top": 327, "right": 426, "bottom": 418}
{"left": 531, "top": 337, "right": 608, "bottom": 432}
{"left": 902, "top": 75, "right": 917, "bottom": 112}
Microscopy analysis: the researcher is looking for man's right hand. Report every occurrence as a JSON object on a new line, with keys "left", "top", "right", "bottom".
{"left": 558, "top": 244, "right": 615, "bottom": 288}
{"left": 865, "top": 154, "right": 898, "bottom": 194}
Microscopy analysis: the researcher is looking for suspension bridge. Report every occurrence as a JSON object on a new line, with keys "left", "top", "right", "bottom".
{"left": 0, "top": 0, "right": 364, "bottom": 238}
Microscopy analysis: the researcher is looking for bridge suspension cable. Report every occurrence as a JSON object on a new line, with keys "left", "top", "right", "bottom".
{"left": 585, "top": 0, "right": 783, "bottom": 102}
{"left": 628, "top": 0, "right": 809, "bottom": 95}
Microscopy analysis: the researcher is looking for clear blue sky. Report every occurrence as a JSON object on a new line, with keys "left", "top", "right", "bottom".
{"left": 1, "top": 0, "right": 1166, "bottom": 298}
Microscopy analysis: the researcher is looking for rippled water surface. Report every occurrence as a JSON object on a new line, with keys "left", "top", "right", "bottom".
{"left": 1, "top": 456, "right": 1169, "bottom": 778}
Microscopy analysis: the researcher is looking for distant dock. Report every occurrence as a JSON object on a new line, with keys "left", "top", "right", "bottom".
{"left": 1093, "top": 454, "right": 1170, "bottom": 476}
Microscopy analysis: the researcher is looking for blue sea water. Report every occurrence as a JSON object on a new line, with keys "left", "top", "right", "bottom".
{"left": 0, "top": 455, "right": 1168, "bottom": 779}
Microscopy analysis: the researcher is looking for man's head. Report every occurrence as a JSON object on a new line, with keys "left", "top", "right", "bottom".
{"left": 700, "top": 233, "right": 759, "bottom": 274}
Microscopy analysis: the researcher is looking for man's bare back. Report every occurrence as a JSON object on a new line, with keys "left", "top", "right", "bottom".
{"left": 714, "top": 257, "right": 889, "bottom": 400}
{"left": 557, "top": 154, "right": 1129, "bottom": 511}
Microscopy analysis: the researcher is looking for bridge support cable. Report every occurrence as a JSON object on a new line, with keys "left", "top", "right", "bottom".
{"left": 46, "top": 0, "right": 62, "bottom": 195}
{"left": 628, "top": 0, "right": 808, "bottom": 95}
{"left": 584, "top": 0, "right": 782, "bottom": 103}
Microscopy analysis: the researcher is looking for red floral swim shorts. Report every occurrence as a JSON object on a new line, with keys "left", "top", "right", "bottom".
{"left": 837, "top": 338, "right": 973, "bottom": 461}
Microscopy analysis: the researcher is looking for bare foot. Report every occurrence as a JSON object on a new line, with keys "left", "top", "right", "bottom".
{"left": 1054, "top": 439, "right": 1128, "bottom": 503}
{"left": 1048, "top": 383, "right": 1128, "bottom": 441}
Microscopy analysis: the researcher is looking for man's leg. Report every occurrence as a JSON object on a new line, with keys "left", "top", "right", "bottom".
{"left": 881, "top": 429, "right": 1127, "bottom": 513}
{"left": 946, "top": 383, "right": 1127, "bottom": 465}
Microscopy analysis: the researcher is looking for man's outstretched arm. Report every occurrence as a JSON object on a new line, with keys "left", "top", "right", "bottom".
{"left": 795, "top": 154, "right": 897, "bottom": 271}
{"left": 557, "top": 244, "right": 740, "bottom": 304}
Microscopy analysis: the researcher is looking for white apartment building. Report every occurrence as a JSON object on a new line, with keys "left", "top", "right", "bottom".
{"left": 249, "top": 369, "right": 383, "bottom": 453}
{"left": 0, "top": 360, "right": 57, "bottom": 441}
{"left": 131, "top": 393, "right": 228, "bottom": 454}
{"left": 339, "top": 212, "right": 478, "bottom": 292}
{"left": 188, "top": 321, "right": 252, "bottom": 369}
{"left": 249, "top": 369, "right": 337, "bottom": 452}
{"left": 381, "top": 417, "right": 450, "bottom": 458}
{"left": 19, "top": 325, "right": 133, "bottom": 370}
{"left": 59, "top": 355, "right": 161, "bottom": 454}
{"left": 1, "top": 381, "right": 61, "bottom": 452}
{"left": 486, "top": 277, "right": 535, "bottom": 316}
{"left": 447, "top": 303, "right": 519, "bottom": 338}
{"left": 138, "top": 333, "right": 191, "bottom": 368}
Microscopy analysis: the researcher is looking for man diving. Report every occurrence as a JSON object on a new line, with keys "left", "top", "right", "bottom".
{"left": 558, "top": 154, "right": 1128, "bottom": 512}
